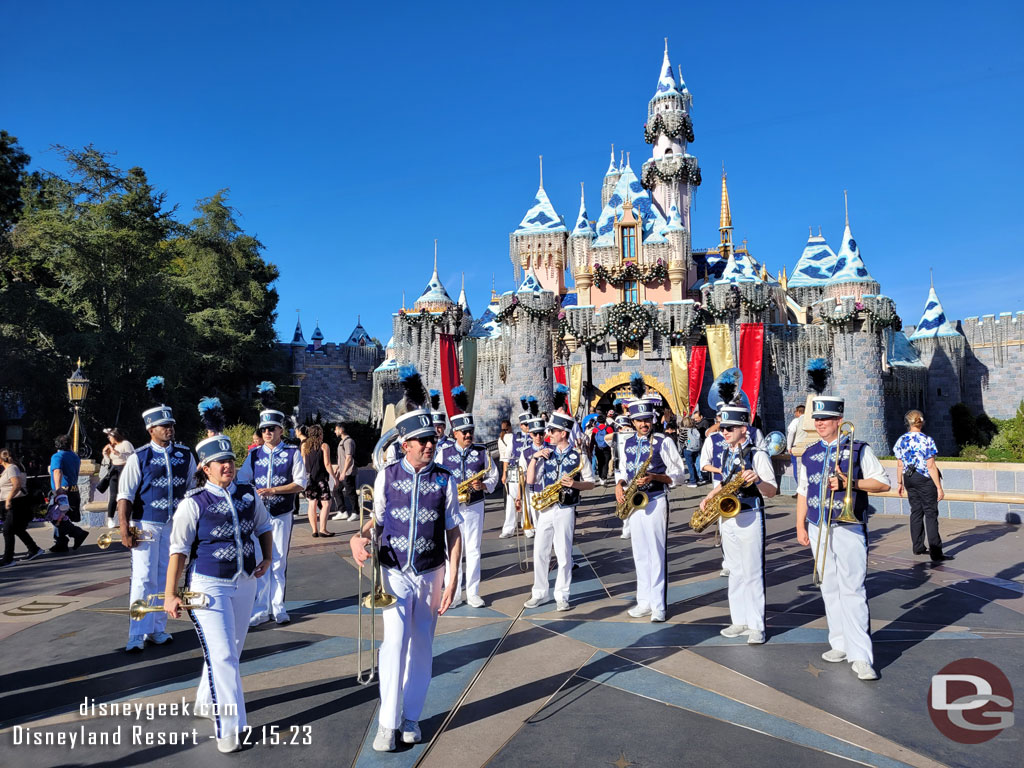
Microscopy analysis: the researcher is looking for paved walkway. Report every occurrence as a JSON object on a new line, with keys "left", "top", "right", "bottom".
{"left": 0, "top": 484, "right": 1021, "bottom": 768}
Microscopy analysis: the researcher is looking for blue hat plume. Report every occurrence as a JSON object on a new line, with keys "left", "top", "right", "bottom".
{"left": 553, "top": 383, "right": 569, "bottom": 413}
{"left": 429, "top": 389, "right": 441, "bottom": 411}
{"left": 397, "top": 365, "right": 428, "bottom": 413}
{"left": 146, "top": 375, "right": 166, "bottom": 405}
{"left": 198, "top": 396, "right": 226, "bottom": 434}
{"left": 451, "top": 385, "right": 469, "bottom": 414}
{"left": 807, "top": 358, "right": 829, "bottom": 394}
{"left": 629, "top": 372, "right": 646, "bottom": 400}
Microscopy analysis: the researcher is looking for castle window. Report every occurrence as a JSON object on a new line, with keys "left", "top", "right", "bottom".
{"left": 621, "top": 225, "right": 636, "bottom": 261}
{"left": 937, "top": 387, "right": 942, "bottom": 396}
{"left": 623, "top": 280, "right": 639, "bottom": 304}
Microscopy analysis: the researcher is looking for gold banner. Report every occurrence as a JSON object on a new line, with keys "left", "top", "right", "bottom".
{"left": 569, "top": 363, "right": 583, "bottom": 415}
{"left": 669, "top": 346, "right": 690, "bottom": 416}
{"left": 705, "top": 324, "right": 735, "bottom": 380}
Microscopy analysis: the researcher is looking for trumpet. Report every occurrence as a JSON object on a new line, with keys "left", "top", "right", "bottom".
{"left": 130, "top": 591, "right": 209, "bottom": 620}
{"left": 457, "top": 455, "right": 491, "bottom": 504}
{"left": 97, "top": 527, "right": 154, "bottom": 549}
{"left": 356, "top": 483, "right": 397, "bottom": 686}
{"left": 811, "top": 421, "right": 858, "bottom": 587}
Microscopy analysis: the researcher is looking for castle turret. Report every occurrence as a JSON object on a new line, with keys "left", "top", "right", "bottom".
{"left": 457, "top": 273, "right": 472, "bottom": 317}
{"left": 824, "top": 193, "right": 880, "bottom": 302}
{"left": 310, "top": 321, "right": 324, "bottom": 351}
{"left": 788, "top": 227, "right": 837, "bottom": 307}
{"left": 909, "top": 278, "right": 965, "bottom": 453}
{"left": 601, "top": 146, "right": 621, "bottom": 209}
{"left": 570, "top": 182, "right": 596, "bottom": 305}
{"left": 499, "top": 266, "right": 560, "bottom": 415}
{"left": 510, "top": 157, "right": 568, "bottom": 295}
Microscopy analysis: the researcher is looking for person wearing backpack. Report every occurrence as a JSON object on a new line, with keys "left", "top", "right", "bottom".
{"left": 680, "top": 416, "right": 703, "bottom": 488}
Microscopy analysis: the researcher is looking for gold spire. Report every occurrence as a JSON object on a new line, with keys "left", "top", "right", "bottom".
{"left": 719, "top": 167, "right": 733, "bottom": 256}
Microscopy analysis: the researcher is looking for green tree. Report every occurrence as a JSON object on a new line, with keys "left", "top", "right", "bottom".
{"left": 0, "top": 130, "right": 30, "bottom": 232}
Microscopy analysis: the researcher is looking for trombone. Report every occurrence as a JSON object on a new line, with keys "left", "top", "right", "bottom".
{"left": 515, "top": 465, "right": 533, "bottom": 572}
{"left": 97, "top": 527, "right": 154, "bottom": 549}
{"left": 811, "top": 421, "right": 859, "bottom": 586}
{"left": 356, "top": 483, "right": 396, "bottom": 686}
{"left": 92, "top": 590, "right": 210, "bottom": 619}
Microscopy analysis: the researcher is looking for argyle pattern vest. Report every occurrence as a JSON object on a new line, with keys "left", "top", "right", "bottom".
{"left": 719, "top": 443, "right": 764, "bottom": 512}
{"left": 246, "top": 443, "right": 300, "bottom": 516}
{"left": 622, "top": 433, "right": 669, "bottom": 498}
{"left": 438, "top": 443, "right": 488, "bottom": 505}
{"left": 378, "top": 461, "right": 451, "bottom": 574}
{"left": 189, "top": 483, "right": 259, "bottom": 580}
{"left": 802, "top": 438, "right": 868, "bottom": 534}
{"left": 131, "top": 443, "right": 192, "bottom": 523}
{"left": 531, "top": 446, "right": 583, "bottom": 508}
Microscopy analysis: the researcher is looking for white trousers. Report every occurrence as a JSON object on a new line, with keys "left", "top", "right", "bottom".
{"left": 721, "top": 508, "right": 765, "bottom": 632}
{"left": 501, "top": 479, "right": 520, "bottom": 536}
{"left": 379, "top": 566, "right": 444, "bottom": 729}
{"left": 629, "top": 495, "right": 668, "bottom": 613}
{"left": 128, "top": 520, "right": 171, "bottom": 639}
{"left": 808, "top": 522, "right": 873, "bottom": 664}
{"left": 532, "top": 504, "right": 574, "bottom": 602}
{"left": 189, "top": 571, "right": 257, "bottom": 739}
{"left": 252, "top": 513, "right": 292, "bottom": 620}
{"left": 446, "top": 501, "right": 484, "bottom": 599}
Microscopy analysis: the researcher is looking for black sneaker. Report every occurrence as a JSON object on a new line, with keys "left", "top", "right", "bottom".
{"left": 50, "top": 543, "right": 70, "bottom": 553}
{"left": 0, "top": 559, "right": 15, "bottom": 568}
{"left": 72, "top": 531, "right": 88, "bottom": 550}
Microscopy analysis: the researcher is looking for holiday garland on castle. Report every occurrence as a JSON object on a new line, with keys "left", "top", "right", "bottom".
{"left": 640, "top": 155, "right": 702, "bottom": 190}
{"left": 397, "top": 305, "right": 463, "bottom": 328}
{"left": 558, "top": 301, "right": 709, "bottom": 347}
{"left": 643, "top": 112, "right": 695, "bottom": 145}
{"left": 494, "top": 294, "right": 560, "bottom": 324}
{"left": 591, "top": 260, "right": 668, "bottom": 288}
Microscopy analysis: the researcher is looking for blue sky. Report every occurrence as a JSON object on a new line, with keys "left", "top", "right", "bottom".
{"left": 5, "top": 1, "right": 1023, "bottom": 345}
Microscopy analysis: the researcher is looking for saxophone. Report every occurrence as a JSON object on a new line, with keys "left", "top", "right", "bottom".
{"left": 689, "top": 447, "right": 749, "bottom": 533}
{"left": 530, "top": 465, "right": 582, "bottom": 513}
{"left": 457, "top": 456, "right": 491, "bottom": 504}
{"left": 615, "top": 453, "right": 653, "bottom": 521}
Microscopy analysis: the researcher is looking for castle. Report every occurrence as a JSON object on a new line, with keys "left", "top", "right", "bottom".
{"left": 288, "top": 42, "right": 1022, "bottom": 458}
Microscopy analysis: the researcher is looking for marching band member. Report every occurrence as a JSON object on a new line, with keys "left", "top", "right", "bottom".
{"left": 615, "top": 374, "right": 685, "bottom": 623}
{"left": 116, "top": 376, "right": 196, "bottom": 652}
{"left": 237, "top": 382, "right": 306, "bottom": 627}
{"left": 501, "top": 396, "right": 536, "bottom": 539}
{"left": 698, "top": 404, "right": 777, "bottom": 644}
{"left": 517, "top": 415, "right": 548, "bottom": 550}
{"left": 165, "top": 426, "right": 273, "bottom": 753}
{"left": 612, "top": 410, "right": 634, "bottom": 539}
{"left": 350, "top": 365, "right": 462, "bottom": 752}
{"left": 436, "top": 385, "right": 499, "bottom": 608}
{"left": 795, "top": 396, "right": 890, "bottom": 681}
{"left": 523, "top": 408, "right": 595, "bottom": 611}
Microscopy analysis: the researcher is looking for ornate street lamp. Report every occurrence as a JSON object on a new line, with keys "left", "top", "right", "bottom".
{"left": 67, "top": 359, "right": 91, "bottom": 457}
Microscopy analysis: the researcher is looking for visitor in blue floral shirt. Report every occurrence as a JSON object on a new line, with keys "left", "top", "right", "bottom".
{"left": 893, "top": 411, "right": 948, "bottom": 562}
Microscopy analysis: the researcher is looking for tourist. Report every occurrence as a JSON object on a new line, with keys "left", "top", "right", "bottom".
{"left": 331, "top": 423, "right": 359, "bottom": 523}
{"left": 1, "top": 449, "right": 45, "bottom": 566}
{"left": 100, "top": 427, "right": 134, "bottom": 529}
{"left": 785, "top": 405, "right": 805, "bottom": 495}
{"left": 894, "top": 410, "right": 949, "bottom": 562}
{"left": 680, "top": 415, "right": 703, "bottom": 487}
{"left": 302, "top": 424, "right": 334, "bottom": 538}
{"left": 590, "top": 414, "right": 614, "bottom": 486}
{"left": 49, "top": 434, "right": 88, "bottom": 553}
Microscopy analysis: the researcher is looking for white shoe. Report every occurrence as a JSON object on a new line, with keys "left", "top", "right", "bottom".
{"left": 372, "top": 725, "right": 396, "bottom": 752}
{"left": 719, "top": 568, "right": 730, "bottom": 577}
{"left": 525, "top": 530, "right": 535, "bottom": 538}
{"left": 467, "top": 595, "right": 485, "bottom": 608}
{"left": 524, "top": 596, "right": 545, "bottom": 608}
{"left": 852, "top": 661, "right": 878, "bottom": 680}
{"left": 746, "top": 631, "right": 765, "bottom": 644}
{"left": 687, "top": 483, "right": 698, "bottom": 488}
{"left": 125, "top": 635, "right": 145, "bottom": 652}
{"left": 555, "top": 600, "right": 570, "bottom": 612}
{"left": 399, "top": 718, "right": 421, "bottom": 744}
{"left": 249, "top": 613, "right": 269, "bottom": 627}
{"left": 650, "top": 610, "right": 666, "bottom": 623}
{"left": 217, "top": 733, "right": 241, "bottom": 753}
{"left": 821, "top": 649, "right": 847, "bottom": 663}
{"left": 347, "top": 512, "right": 359, "bottom": 522}
{"left": 330, "top": 512, "right": 345, "bottom": 521}
{"left": 23, "top": 549, "right": 47, "bottom": 562}
{"left": 148, "top": 631, "right": 173, "bottom": 645}
{"left": 275, "top": 612, "right": 291, "bottom": 625}
{"left": 719, "top": 624, "right": 749, "bottom": 638}
{"left": 627, "top": 605, "right": 651, "bottom": 618}
{"left": 106, "top": 518, "right": 117, "bottom": 529}
{"left": 449, "top": 594, "right": 464, "bottom": 609}
{"left": 620, "top": 531, "right": 631, "bottom": 539}
{"left": 499, "top": 531, "right": 514, "bottom": 539}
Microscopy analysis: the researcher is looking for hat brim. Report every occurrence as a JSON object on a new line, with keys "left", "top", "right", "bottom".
{"left": 811, "top": 413, "right": 841, "bottom": 420}
{"left": 147, "top": 419, "right": 176, "bottom": 428}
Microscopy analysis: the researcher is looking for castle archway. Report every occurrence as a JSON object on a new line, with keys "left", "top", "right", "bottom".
{"left": 590, "top": 372, "right": 675, "bottom": 416}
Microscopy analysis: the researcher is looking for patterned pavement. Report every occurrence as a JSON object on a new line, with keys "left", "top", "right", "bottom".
{"left": 0, "top": 483, "right": 1021, "bottom": 768}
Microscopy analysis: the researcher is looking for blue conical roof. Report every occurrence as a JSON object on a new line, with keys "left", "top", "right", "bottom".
{"left": 909, "top": 285, "right": 961, "bottom": 340}
{"left": 660, "top": 204, "right": 685, "bottom": 234}
{"left": 413, "top": 260, "right": 454, "bottom": 310}
{"left": 789, "top": 231, "right": 838, "bottom": 287}
{"left": 828, "top": 223, "right": 875, "bottom": 284}
{"left": 652, "top": 44, "right": 682, "bottom": 100}
{"left": 715, "top": 250, "right": 761, "bottom": 284}
{"left": 469, "top": 294, "right": 501, "bottom": 338}
{"left": 517, "top": 263, "right": 549, "bottom": 293}
{"left": 570, "top": 185, "right": 596, "bottom": 239}
{"left": 514, "top": 186, "right": 566, "bottom": 235}
{"left": 593, "top": 161, "right": 668, "bottom": 246}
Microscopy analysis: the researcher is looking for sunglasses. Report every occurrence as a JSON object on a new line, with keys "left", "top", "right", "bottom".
{"left": 260, "top": 426, "right": 280, "bottom": 433}
{"left": 411, "top": 435, "right": 438, "bottom": 444}
{"left": 721, "top": 425, "right": 742, "bottom": 433}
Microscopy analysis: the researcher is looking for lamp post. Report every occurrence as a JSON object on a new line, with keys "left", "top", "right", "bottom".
{"left": 67, "top": 359, "right": 91, "bottom": 458}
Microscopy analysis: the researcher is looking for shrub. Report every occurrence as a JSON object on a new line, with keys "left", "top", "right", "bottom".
{"left": 194, "top": 422, "right": 256, "bottom": 467}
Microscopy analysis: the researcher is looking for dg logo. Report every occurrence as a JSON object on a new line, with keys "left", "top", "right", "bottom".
{"left": 928, "top": 658, "right": 1014, "bottom": 743}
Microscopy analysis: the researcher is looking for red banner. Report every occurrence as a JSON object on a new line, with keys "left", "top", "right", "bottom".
{"left": 688, "top": 346, "right": 707, "bottom": 415}
{"left": 553, "top": 366, "right": 567, "bottom": 386}
{"left": 439, "top": 334, "right": 462, "bottom": 415}
{"left": 739, "top": 323, "right": 765, "bottom": 415}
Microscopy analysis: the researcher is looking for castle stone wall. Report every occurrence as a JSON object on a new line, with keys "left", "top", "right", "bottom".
{"left": 961, "top": 313, "right": 1024, "bottom": 420}
{"left": 295, "top": 343, "right": 381, "bottom": 423}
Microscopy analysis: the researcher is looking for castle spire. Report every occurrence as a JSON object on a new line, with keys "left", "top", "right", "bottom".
{"left": 654, "top": 38, "right": 680, "bottom": 97}
{"left": 539, "top": 155, "right": 544, "bottom": 188}
{"left": 290, "top": 310, "right": 306, "bottom": 346}
{"left": 605, "top": 144, "right": 617, "bottom": 176}
{"left": 844, "top": 189, "right": 849, "bottom": 228}
{"left": 457, "top": 272, "right": 471, "bottom": 315}
{"left": 719, "top": 167, "right": 733, "bottom": 254}
{"left": 571, "top": 181, "right": 596, "bottom": 239}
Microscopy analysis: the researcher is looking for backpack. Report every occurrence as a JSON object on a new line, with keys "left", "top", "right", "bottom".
{"left": 685, "top": 428, "right": 701, "bottom": 452}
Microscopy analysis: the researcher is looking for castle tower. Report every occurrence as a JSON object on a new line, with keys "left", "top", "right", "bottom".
{"left": 831, "top": 315, "right": 889, "bottom": 456}
{"left": 788, "top": 226, "right": 837, "bottom": 308}
{"left": 824, "top": 193, "right": 881, "bottom": 301}
{"left": 909, "top": 278, "right": 965, "bottom": 453}
{"left": 640, "top": 40, "right": 699, "bottom": 231}
{"left": 570, "top": 182, "right": 597, "bottom": 305}
{"left": 510, "top": 157, "right": 569, "bottom": 295}
{"left": 601, "top": 146, "right": 621, "bottom": 209}
{"left": 501, "top": 265, "right": 560, "bottom": 415}
{"left": 289, "top": 314, "right": 307, "bottom": 385}
{"left": 310, "top": 321, "right": 324, "bottom": 351}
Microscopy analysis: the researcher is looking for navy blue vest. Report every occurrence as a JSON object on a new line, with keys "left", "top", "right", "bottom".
{"left": 531, "top": 445, "right": 584, "bottom": 508}
{"left": 718, "top": 442, "right": 764, "bottom": 511}
{"left": 435, "top": 435, "right": 455, "bottom": 457}
{"left": 802, "top": 438, "right": 868, "bottom": 533}
{"left": 246, "top": 443, "right": 300, "bottom": 516}
{"left": 131, "top": 443, "right": 192, "bottom": 523}
{"left": 512, "top": 432, "right": 530, "bottom": 464}
{"left": 709, "top": 432, "right": 728, "bottom": 474}
{"left": 378, "top": 461, "right": 452, "bottom": 574}
{"left": 188, "top": 483, "right": 259, "bottom": 579}
{"left": 438, "top": 442, "right": 488, "bottom": 505}
{"left": 622, "top": 433, "right": 669, "bottom": 498}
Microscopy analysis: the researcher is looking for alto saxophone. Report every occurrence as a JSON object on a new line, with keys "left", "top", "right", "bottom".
{"left": 615, "top": 453, "right": 653, "bottom": 521}
{"left": 457, "top": 456, "right": 491, "bottom": 504}
{"left": 530, "top": 465, "right": 582, "bottom": 513}
{"left": 689, "top": 447, "right": 750, "bottom": 533}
